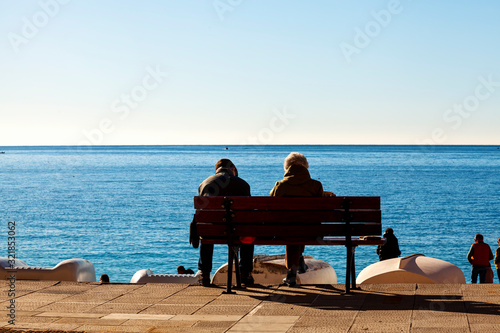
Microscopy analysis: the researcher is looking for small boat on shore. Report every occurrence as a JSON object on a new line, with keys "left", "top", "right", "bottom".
{"left": 212, "top": 254, "right": 337, "bottom": 286}
{"left": 356, "top": 254, "right": 465, "bottom": 284}
{"left": 0, "top": 257, "right": 96, "bottom": 282}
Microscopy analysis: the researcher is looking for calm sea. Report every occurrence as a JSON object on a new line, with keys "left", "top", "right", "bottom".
{"left": 1, "top": 145, "right": 499, "bottom": 283}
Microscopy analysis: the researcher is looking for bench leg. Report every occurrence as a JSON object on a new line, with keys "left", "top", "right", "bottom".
{"left": 345, "top": 246, "right": 352, "bottom": 294}
{"left": 224, "top": 245, "right": 236, "bottom": 294}
{"left": 233, "top": 246, "right": 242, "bottom": 289}
{"left": 223, "top": 246, "right": 243, "bottom": 294}
{"left": 351, "top": 246, "right": 359, "bottom": 290}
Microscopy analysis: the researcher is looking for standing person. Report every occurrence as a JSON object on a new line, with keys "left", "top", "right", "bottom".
{"left": 495, "top": 237, "right": 500, "bottom": 282}
{"left": 467, "top": 233, "right": 494, "bottom": 284}
{"left": 270, "top": 152, "right": 333, "bottom": 287}
{"left": 197, "top": 159, "right": 254, "bottom": 286}
{"left": 377, "top": 228, "right": 401, "bottom": 261}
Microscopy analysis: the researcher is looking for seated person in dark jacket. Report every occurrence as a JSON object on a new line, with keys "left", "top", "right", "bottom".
{"left": 270, "top": 152, "right": 334, "bottom": 286}
{"left": 197, "top": 159, "right": 254, "bottom": 286}
{"left": 377, "top": 228, "right": 401, "bottom": 261}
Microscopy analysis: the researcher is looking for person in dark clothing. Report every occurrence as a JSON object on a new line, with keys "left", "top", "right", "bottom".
{"left": 177, "top": 265, "right": 195, "bottom": 275}
{"left": 467, "top": 233, "right": 494, "bottom": 284}
{"left": 197, "top": 159, "right": 254, "bottom": 286}
{"left": 377, "top": 228, "right": 401, "bottom": 261}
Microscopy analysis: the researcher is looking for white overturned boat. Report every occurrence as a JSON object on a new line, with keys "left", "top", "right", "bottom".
{"left": 356, "top": 254, "right": 465, "bottom": 284}
{"left": 0, "top": 257, "right": 96, "bottom": 282}
{"left": 131, "top": 269, "right": 202, "bottom": 284}
{"left": 212, "top": 254, "right": 337, "bottom": 285}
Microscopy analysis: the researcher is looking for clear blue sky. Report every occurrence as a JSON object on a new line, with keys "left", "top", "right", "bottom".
{"left": 1, "top": 1, "right": 499, "bottom": 145}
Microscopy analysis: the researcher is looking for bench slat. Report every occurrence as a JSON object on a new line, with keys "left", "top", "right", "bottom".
{"left": 196, "top": 209, "right": 380, "bottom": 224}
{"left": 197, "top": 223, "right": 382, "bottom": 237}
{"left": 194, "top": 196, "right": 380, "bottom": 210}
{"left": 200, "top": 237, "right": 384, "bottom": 246}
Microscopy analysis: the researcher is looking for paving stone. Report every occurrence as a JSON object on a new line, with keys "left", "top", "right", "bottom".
{"left": 14, "top": 301, "right": 56, "bottom": 311}
{"left": 415, "top": 284, "right": 464, "bottom": 295}
{"left": 194, "top": 304, "right": 257, "bottom": 316}
{"left": 293, "top": 315, "right": 354, "bottom": 327}
{"left": 139, "top": 304, "right": 202, "bottom": 315}
{"left": 192, "top": 320, "right": 235, "bottom": 330}
{"left": 10, "top": 313, "right": 58, "bottom": 324}
{"left": 240, "top": 315, "right": 299, "bottom": 323}
{"left": 75, "top": 324, "right": 149, "bottom": 332}
{"left": 411, "top": 328, "right": 469, "bottom": 333}
{"left": 170, "top": 314, "right": 242, "bottom": 321}
{"left": 247, "top": 302, "right": 309, "bottom": 316}
{"left": 39, "top": 282, "right": 96, "bottom": 294}
{"left": 411, "top": 313, "right": 469, "bottom": 329}
{"left": 354, "top": 310, "right": 412, "bottom": 322}
{"left": 36, "top": 301, "right": 103, "bottom": 313}
{"left": 210, "top": 296, "right": 262, "bottom": 306}
{"left": 61, "top": 292, "right": 125, "bottom": 303}
{"left": 467, "top": 312, "right": 500, "bottom": 323}
{"left": 16, "top": 294, "right": 74, "bottom": 302}
{"left": 349, "top": 322, "right": 410, "bottom": 332}
{"left": 5, "top": 321, "right": 84, "bottom": 331}
{"left": 159, "top": 295, "right": 216, "bottom": 305}
{"left": 311, "top": 297, "right": 363, "bottom": 309}
{"left": 462, "top": 285, "right": 500, "bottom": 296}
{"left": 53, "top": 317, "right": 128, "bottom": 326}
{"left": 303, "top": 307, "right": 358, "bottom": 317}
{"left": 87, "top": 302, "right": 151, "bottom": 314}
{"left": 359, "top": 283, "right": 417, "bottom": 295}
{"left": 147, "top": 322, "right": 198, "bottom": 333}
{"left": 229, "top": 321, "right": 295, "bottom": 332}
{"left": 174, "top": 286, "right": 225, "bottom": 296}
{"left": 102, "top": 313, "right": 174, "bottom": 321}
{"left": 469, "top": 323, "right": 500, "bottom": 332}
{"left": 288, "top": 327, "right": 353, "bottom": 333}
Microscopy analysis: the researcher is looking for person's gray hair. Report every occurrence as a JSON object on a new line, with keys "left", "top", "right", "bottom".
{"left": 283, "top": 152, "right": 309, "bottom": 170}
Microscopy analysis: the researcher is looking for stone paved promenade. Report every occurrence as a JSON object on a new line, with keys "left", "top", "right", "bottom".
{"left": 1, "top": 280, "right": 499, "bottom": 332}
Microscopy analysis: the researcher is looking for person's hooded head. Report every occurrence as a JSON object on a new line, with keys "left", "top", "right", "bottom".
{"left": 215, "top": 158, "right": 237, "bottom": 175}
{"left": 283, "top": 152, "right": 309, "bottom": 171}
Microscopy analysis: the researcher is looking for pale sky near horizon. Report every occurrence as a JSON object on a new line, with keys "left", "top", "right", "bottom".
{"left": 1, "top": 1, "right": 499, "bottom": 146}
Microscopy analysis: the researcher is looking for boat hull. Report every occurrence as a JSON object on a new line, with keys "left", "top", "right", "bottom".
{"left": 212, "top": 254, "right": 337, "bottom": 285}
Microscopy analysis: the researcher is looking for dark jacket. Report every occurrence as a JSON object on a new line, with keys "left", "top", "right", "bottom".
{"left": 270, "top": 164, "right": 323, "bottom": 197}
{"left": 199, "top": 167, "right": 250, "bottom": 196}
{"left": 467, "top": 241, "right": 494, "bottom": 266}
{"left": 377, "top": 232, "right": 401, "bottom": 261}
{"left": 190, "top": 167, "right": 250, "bottom": 248}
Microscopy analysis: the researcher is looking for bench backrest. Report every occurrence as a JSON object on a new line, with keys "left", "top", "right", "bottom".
{"left": 194, "top": 196, "right": 381, "bottom": 240}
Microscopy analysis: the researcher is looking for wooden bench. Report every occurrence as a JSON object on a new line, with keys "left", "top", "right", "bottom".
{"left": 194, "top": 196, "right": 384, "bottom": 293}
